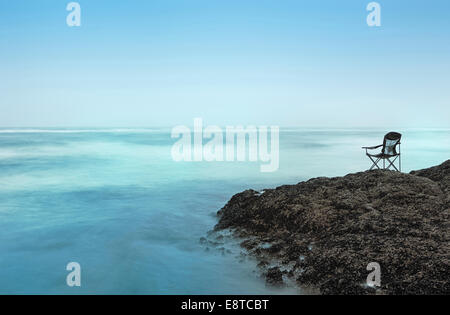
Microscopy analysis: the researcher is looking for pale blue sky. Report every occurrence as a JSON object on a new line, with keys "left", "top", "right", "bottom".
{"left": 0, "top": 0, "right": 449, "bottom": 127}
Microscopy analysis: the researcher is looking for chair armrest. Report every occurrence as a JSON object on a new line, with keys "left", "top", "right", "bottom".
{"left": 362, "top": 144, "right": 383, "bottom": 150}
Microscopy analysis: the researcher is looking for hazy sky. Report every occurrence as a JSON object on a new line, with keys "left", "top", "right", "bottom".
{"left": 0, "top": 0, "right": 449, "bottom": 128}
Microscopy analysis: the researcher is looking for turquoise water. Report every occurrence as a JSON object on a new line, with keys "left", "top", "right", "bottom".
{"left": 0, "top": 128, "right": 448, "bottom": 294}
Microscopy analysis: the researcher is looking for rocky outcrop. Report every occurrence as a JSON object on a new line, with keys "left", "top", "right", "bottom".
{"left": 214, "top": 160, "right": 450, "bottom": 295}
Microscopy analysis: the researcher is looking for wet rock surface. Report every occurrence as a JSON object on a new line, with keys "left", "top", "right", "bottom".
{"left": 214, "top": 160, "right": 450, "bottom": 295}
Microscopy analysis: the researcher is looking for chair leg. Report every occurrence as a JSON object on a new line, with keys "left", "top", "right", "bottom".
{"left": 368, "top": 156, "right": 381, "bottom": 170}
{"left": 386, "top": 157, "right": 399, "bottom": 172}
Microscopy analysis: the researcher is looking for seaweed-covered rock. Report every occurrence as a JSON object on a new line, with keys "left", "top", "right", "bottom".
{"left": 215, "top": 160, "right": 450, "bottom": 295}
{"left": 265, "top": 267, "right": 284, "bottom": 287}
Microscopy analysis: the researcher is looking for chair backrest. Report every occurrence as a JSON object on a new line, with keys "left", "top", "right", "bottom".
{"left": 383, "top": 132, "right": 402, "bottom": 155}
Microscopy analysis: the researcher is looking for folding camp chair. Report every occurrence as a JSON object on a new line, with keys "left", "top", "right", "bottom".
{"left": 362, "top": 132, "right": 402, "bottom": 172}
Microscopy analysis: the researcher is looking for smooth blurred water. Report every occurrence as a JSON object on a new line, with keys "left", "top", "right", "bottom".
{"left": 0, "top": 128, "right": 448, "bottom": 294}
